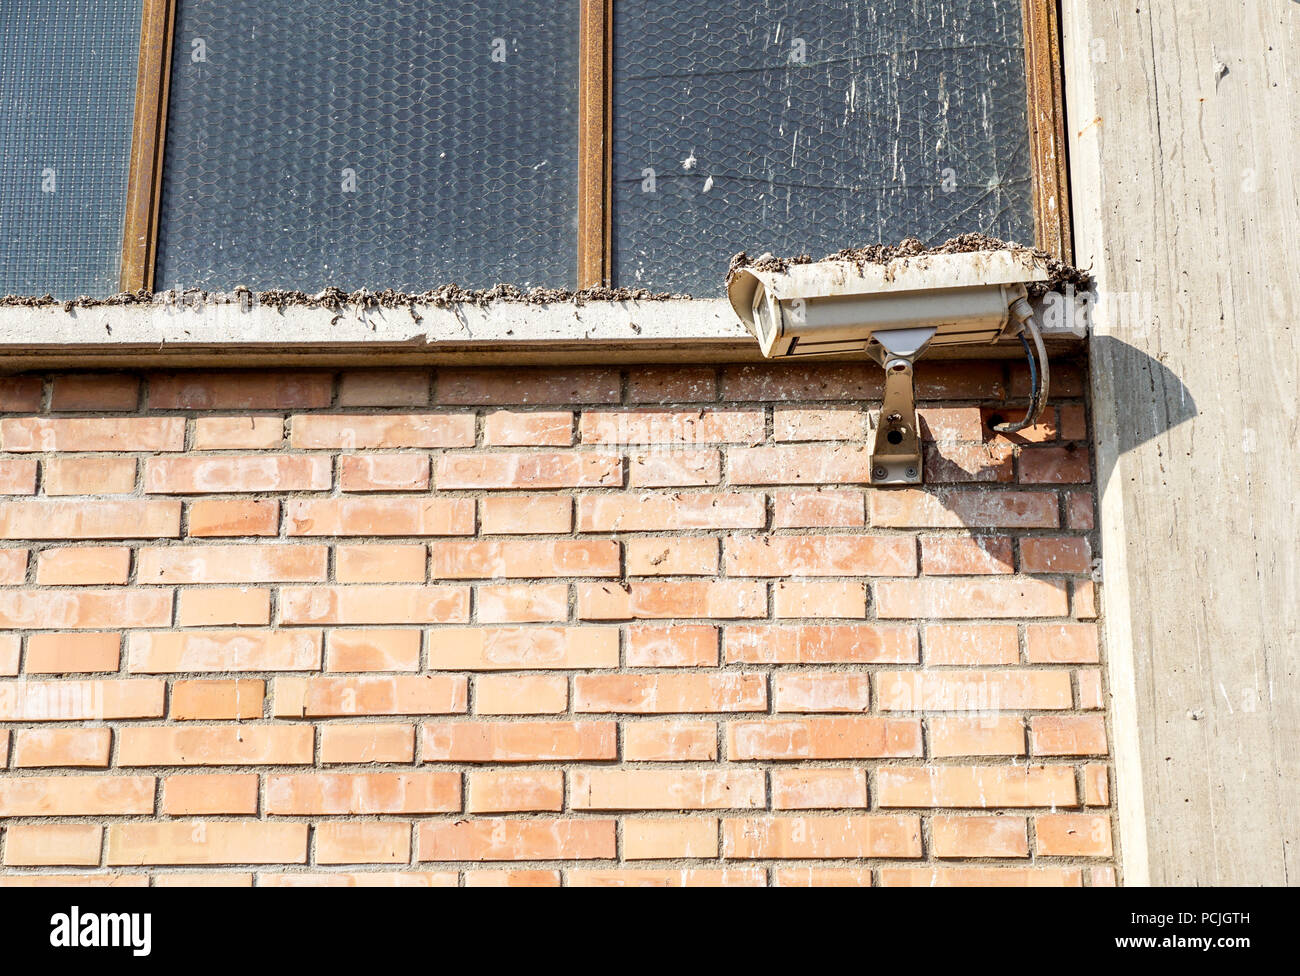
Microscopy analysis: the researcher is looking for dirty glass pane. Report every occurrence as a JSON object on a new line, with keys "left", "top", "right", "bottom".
{"left": 0, "top": 1, "right": 143, "bottom": 299}
{"left": 613, "top": 0, "right": 1034, "bottom": 294}
{"left": 156, "top": 1, "right": 579, "bottom": 292}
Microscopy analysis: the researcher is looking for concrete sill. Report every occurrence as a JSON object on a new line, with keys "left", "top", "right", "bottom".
{"left": 0, "top": 298, "right": 1085, "bottom": 369}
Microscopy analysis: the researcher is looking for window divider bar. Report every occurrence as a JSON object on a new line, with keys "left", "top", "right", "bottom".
{"left": 120, "top": 0, "right": 177, "bottom": 294}
{"left": 577, "top": 0, "right": 613, "bottom": 288}
{"left": 1021, "top": 0, "right": 1073, "bottom": 263}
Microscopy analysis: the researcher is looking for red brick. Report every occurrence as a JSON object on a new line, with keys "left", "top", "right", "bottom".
{"left": 627, "top": 450, "right": 721, "bottom": 487}
{"left": 0, "top": 679, "right": 162, "bottom": 720}
{"left": 1025, "top": 623, "right": 1100, "bottom": 663}
{"left": 923, "top": 442, "right": 1014, "bottom": 483}
{"left": 338, "top": 370, "right": 430, "bottom": 407}
{"left": 1031, "top": 715, "right": 1108, "bottom": 756}
{"left": 484, "top": 410, "right": 573, "bottom": 446}
{"left": 567, "top": 868, "right": 764, "bottom": 887}
{"left": 259, "top": 871, "right": 453, "bottom": 888}
{"left": 774, "top": 408, "right": 864, "bottom": 442}
{"left": 574, "top": 673, "right": 766, "bottom": 713}
{"left": 339, "top": 454, "right": 431, "bottom": 492}
{"left": 772, "top": 489, "right": 865, "bottom": 528}
{"left": 932, "top": 816, "right": 1029, "bottom": 858}
{"left": 929, "top": 717, "right": 1027, "bottom": 757}
{"left": 914, "top": 361, "right": 1006, "bottom": 399}
{"left": 169, "top": 679, "right": 265, "bottom": 720}
{"left": 437, "top": 367, "right": 619, "bottom": 404}
{"left": 1021, "top": 536, "right": 1091, "bottom": 574}
{"left": 728, "top": 717, "right": 921, "bottom": 760}
{"left": 12, "top": 728, "right": 112, "bottom": 767}
{"left": 467, "top": 770, "right": 564, "bottom": 813}
{"left": 325, "top": 629, "right": 421, "bottom": 672}
{"left": 0, "top": 417, "right": 184, "bottom": 452}
{"left": 128, "top": 629, "right": 320, "bottom": 673}
{"left": 771, "top": 867, "right": 873, "bottom": 887}
{"left": 475, "top": 584, "right": 568, "bottom": 623}
{"left": 0, "top": 377, "right": 43, "bottom": 412}
{"left": 878, "top": 867, "right": 1081, "bottom": 887}
{"left": 920, "top": 536, "right": 1014, "bottom": 574}
{"left": 773, "top": 579, "right": 866, "bottom": 618}
{"left": 474, "top": 675, "right": 568, "bottom": 715}
{"left": 0, "top": 500, "right": 181, "bottom": 539}
{"left": 460, "top": 870, "right": 557, "bottom": 888}
{"left": 1019, "top": 446, "right": 1092, "bottom": 484}
{"left": 876, "top": 765, "right": 1077, "bottom": 807}
{"left": 572, "top": 768, "right": 765, "bottom": 810}
{"left": 418, "top": 819, "right": 615, "bottom": 861}
{"left": 320, "top": 724, "right": 416, "bottom": 763}
{"left": 626, "top": 537, "right": 718, "bottom": 576}
{"left": 285, "top": 497, "right": 474, "bottom": 536}
{"left": 42, "top": 457, "right": 136, "bottom": 495}
{"left": 1078, "top": 669, "right": 1105, "bottom": 709}
{"left": 581, "top": 409, "right": 763, "bottom": 445}
{"left": 49, "top": 374, "right": 140, "bottom": 411}
{"left": 0, "top": 589, "right": 172, "bottom": 629}
{"left": 317, "top": 822, "right": 411, "bottom": 864}
{"left": 771, "top": 769, "right": 869, "bottom": 809}
{"left": 422, "top": 721, "right": 615, "bottom": 762}
{"left": 0, "top": 776, "right": 154, "bottom": 815}
{"left": 279, "top": 585, "right": 468, "bottom": 625}
{"left": 137, "top": 544, "right": 326, "bottom": 583}
{"left": 577, "top": 580, "right": 766, "bottom": 620}
{"left": 876, "top": 578, "right": 1068, "bottom": 618}
{"left": 187, "top": 499, "right": 279, "bottom": 536}
{"left": 919, "top": 406, "right": 986, "bottom": 441}
{"left": 107, "top": 822, "right": 308, "bottom": 865}
{"left": 870, "top": 489, "right": 1058, "bottom": 528}
{"left": 627, "top": 366, "right": 717, "bottom": 403}
{"left": 35, "top": 546, "right": 130, "bottom": 585}
{"left": 729, "top": 444, "right": 873, "bottom": 485}
{"left": 274, "top": 675, "right": 467, "bottom": 717}
{"left": 0, "top": 546, "right": 30, "bottom": 585}
{"left": 623, "top": 720, "right": 717, "bottom": 761}
{"left": 479, "top": 496, "right": 572, "bottom": 534}
{"left": 25, "top": 632, "right": 121, "bottom": 673}
{"left": 266, "top": 772, "right": 459, "bottom": 814}
{"left": 0, "top": 459, "right": 38, "bottom": 495}
{"left": 3, "top": 824, "right": 103, "bottom": 866}
{"left": 1035, "top": 814, "right": 1113, "bottom": 856}
{"left": 0, "top": 633, "right": 16, "bottom": 675}
{"left": 334, "top": 544, "right": 426, "bottom": 583}
{"left": 577, "top": 493, "right": 763, "bottom": 531}
{"left": 163, "top": 774, "right": 259, "bottom": 815}
{"left": 773, "top": 673, "right": 871, "bottom": 713}
{"left": 622, "top": 818, "right": 718, "bottom": 859}
{"left": 721, "top": 363, "right": 880, "bottom": 401}
{"left": 145, "top": 454, "right": 330, "bottom": 493}
{"left": 626, "top": 625, "right": 718, "bottom": 667}
{"left": 1067, "top": 490, "right": 1095, "bottom": 529}
{"left": 880, "top": 671, "right": 1071, "bottom": 711}
{"left": 149, "top": 372, "right": 332, "bottom": 409}
{"left": 1073, "top": 579, "right": 1099, "bottom": 619}
{"left": 726, "top": 625, "right": 918, "bottom": 664}
{"left": 723, "top": 816, "right": 921, "bottom": 858}
{"left": 725, "top": 535, "right": 916, "bottom": 577}
{"left": 118, "top": 726, "right": 311, "bottom": 766}
{"left": 291, "top": 413, "right": 472, "bottom": 449}
{"left": 1084, "top": 765, "right": 1110, "bottom": 806}
{"left": 437, "top": 452, "right": 620, "bottom": 490}
{"left": 924, "top": 624, "right": 1020, "bottom": 665}
{"left": 429, "top": 626, "right": 617, "bottom": 670}
{"left": 175, "top": 587, "right": 272, "bottom": 626}
{"left": 430, "top": 539, "right": 618, "bottom": 578}
{"left": 191, "top": 416, "right": 284, "bottom": 450}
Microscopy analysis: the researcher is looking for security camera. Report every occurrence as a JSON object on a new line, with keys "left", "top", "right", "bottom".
{"left": 727, "top": 250, "right": 1053, "bottom": 485}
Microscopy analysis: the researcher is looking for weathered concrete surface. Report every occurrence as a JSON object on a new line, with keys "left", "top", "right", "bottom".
{"left": 1065, "top": 2, "right": 1300, "bottom": 884}
{"left": 0, "top": 298, "right": 1081, "bottom": 368}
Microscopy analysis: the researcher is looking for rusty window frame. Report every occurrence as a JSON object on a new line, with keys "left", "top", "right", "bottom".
{"left": 120, "top": 0, "right": 1070, "bottom": 293}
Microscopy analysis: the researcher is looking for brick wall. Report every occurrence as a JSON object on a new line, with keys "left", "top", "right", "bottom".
{"left": 0, "top": 360, "right": 1115, "bottom": 886}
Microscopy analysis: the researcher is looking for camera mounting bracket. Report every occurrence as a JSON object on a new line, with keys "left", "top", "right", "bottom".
{"left": 867, "top": 326, "right": 936, "bottom": 485}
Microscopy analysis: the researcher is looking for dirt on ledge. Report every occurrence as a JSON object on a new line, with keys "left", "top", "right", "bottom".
{"left": 727, "top": 233, "right": 1091, "bottom": 299}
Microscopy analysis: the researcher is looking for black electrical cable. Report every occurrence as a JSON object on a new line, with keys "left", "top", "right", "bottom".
{"left": 992, "top": 307, "right": 1049, "bottom": 434}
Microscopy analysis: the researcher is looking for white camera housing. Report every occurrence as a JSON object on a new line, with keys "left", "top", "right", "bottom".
{"left": 727, "top": 249, "right": 1053, "bottom": 485}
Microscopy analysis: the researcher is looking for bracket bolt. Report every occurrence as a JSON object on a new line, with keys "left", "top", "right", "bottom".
{"left": 873, "top": 467, "right": 888, "bottom": 479}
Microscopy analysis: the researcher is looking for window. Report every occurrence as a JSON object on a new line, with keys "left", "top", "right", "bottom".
{"left": 0, "top": 0, "right": 1069, "bottom": 299}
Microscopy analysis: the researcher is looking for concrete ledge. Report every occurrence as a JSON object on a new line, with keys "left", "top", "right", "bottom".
{"left": 0, "top": 298, "right": 1084, "bottom": 368}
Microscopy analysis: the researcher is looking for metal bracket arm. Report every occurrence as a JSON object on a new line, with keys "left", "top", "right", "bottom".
{"left": 867, "top": 327, "right": 936, "bottom": 486}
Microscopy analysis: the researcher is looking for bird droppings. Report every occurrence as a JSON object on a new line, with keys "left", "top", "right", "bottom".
{"left": 727, "top": 233, "right": 1092, "bottom": 300}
